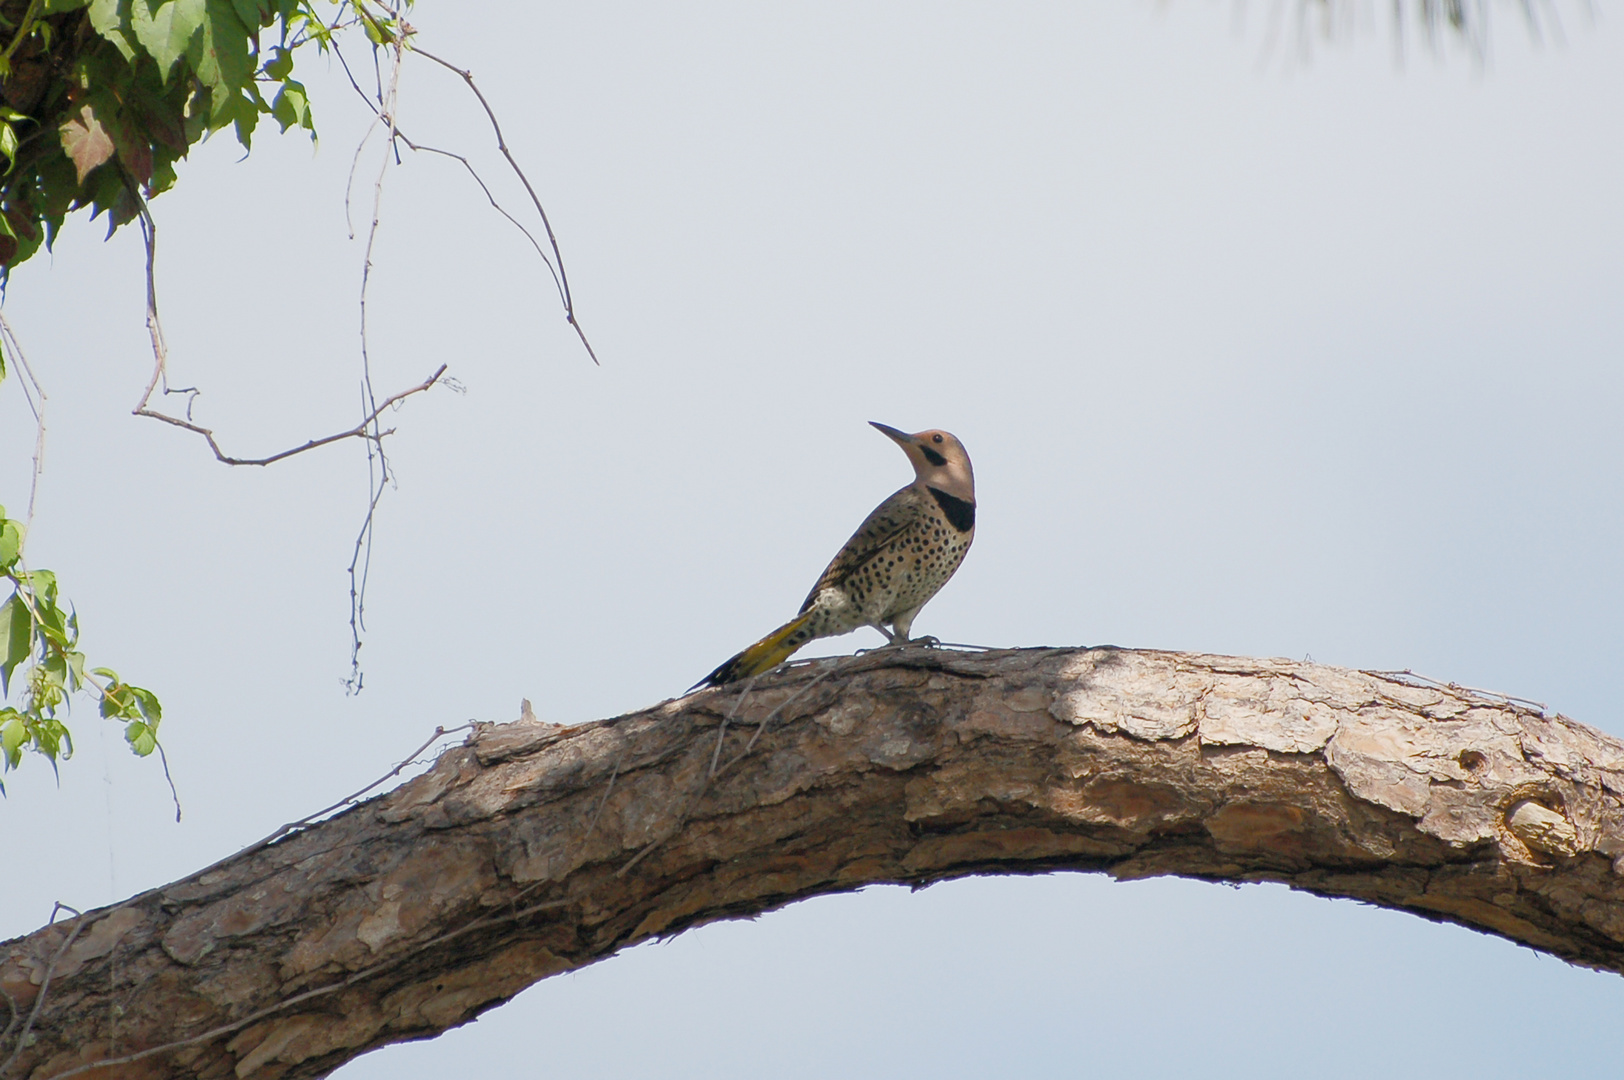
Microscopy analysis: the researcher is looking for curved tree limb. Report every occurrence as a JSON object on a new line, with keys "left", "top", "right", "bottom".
{"left": 5, "top": 646, "right": 1624, "bottom": 1079}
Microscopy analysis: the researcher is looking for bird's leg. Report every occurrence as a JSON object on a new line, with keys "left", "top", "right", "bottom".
{"left": 886, "top": 608, "right": 928, "bottom": 647}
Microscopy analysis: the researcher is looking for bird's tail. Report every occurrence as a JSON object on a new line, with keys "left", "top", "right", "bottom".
{"left": 692, "top": 613, "right": 816, "bottom": 690}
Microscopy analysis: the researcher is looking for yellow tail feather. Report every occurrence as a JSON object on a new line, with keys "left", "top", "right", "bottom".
{"left": 693, "top": 613, "right": 815, "bottom": 689}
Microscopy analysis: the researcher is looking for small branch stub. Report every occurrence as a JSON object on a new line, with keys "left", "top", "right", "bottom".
{"left": 1507, "top": 799, "right": 1581, "bottom": 858}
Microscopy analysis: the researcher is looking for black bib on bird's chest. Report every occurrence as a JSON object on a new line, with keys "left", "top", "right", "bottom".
{"left": 927, "top": 487, "right": 975, "bottom": 532}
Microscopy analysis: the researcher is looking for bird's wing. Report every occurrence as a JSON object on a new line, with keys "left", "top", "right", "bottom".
{"left": 799, "top": 485, "right": 927, "bottom": 613}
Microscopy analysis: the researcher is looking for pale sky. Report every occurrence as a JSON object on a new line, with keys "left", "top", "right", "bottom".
{"left": 3, "top": 3, "right": 1623, "bottom": 1077}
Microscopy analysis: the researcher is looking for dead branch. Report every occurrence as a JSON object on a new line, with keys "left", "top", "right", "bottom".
{"left": 6, "top": 646, "right": 1624, "bottom": 1080}
{"left": 128, "top": 206, "right": 448, "bottom": 468}
{"left": 329, "top": 45, "right": 565, "bottom": 311}
{"left": 410, "top": 47, "right": 598, "bottom": 364}
{"left": 132, "top": 363, "right": 447, "bottom": 468}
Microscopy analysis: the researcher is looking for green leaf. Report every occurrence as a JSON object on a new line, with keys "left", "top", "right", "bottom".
{"left": 43, "top": 0, "right": 92, "bottom": 12}
{"left": 0, "top": 206, "right": 18, "bottom": 267}
{"left": 1, "top": 715, "right": 26, "bottom": 767}
{"left": 31, "top": 590, "right": 69, "bottom": 647}
{"left": 59, "top": 105, "right": 116, "bottom": 186}
{"left": 234, "top": 101, "right": 256, "bottom": 146}
{"left": 88, "top": 0, "right": 139, "bottom": 63}
{"left": 269, "top": 79, "right": 310, "bottom": 135}
{"left": 261, "top": 43, "right": 291, "bottom": 80}
{"left": 34, "top": 717, "right": 69, "bottom": 760}
{"left": 0, "top": 595, "right": 31, "bottom": 697}
{"left": 150, "top": 154, "right": 178, "bottom": 196}
{"left": 356, "top": 7, "right": 392, "bottom": 46}
{"left": 131, "top": 0, "right": 207, "bottom": 82}
{"left": 230, "top": 0, "right": 267, "bottom": 29}
{"left": 98, "top": 678, "right": 131, "bottom": 719}
{"left": 65, "top": 650, "right": 86, "bottom": 691}
{"left": 189, "top": 0, "right": 251, "bottom": 92}
{"left": 0, "top": 122, "right": 18, "bottom": 170}
{"left": 99, "top": 99, "right": 154, "bottom": 186}
{"left": 125, "top": 720, "right": 156, "bottom": 756}
{"left": 25, "top": 569, "right": 57, "bottom": 605}
{"left": 131, "top": 685, "right": 161, "bottom": 722}
{"left": 0, "top": 516, "right": 22, "bottom": 570}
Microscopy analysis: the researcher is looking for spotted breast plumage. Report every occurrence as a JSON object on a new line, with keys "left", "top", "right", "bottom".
{"left": 694, "top": 422, "right": 976, "bottom": 689}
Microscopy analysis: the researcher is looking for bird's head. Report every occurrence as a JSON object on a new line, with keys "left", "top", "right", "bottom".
{"left": 870, "top": 422, "right": 975, "bottom": 504}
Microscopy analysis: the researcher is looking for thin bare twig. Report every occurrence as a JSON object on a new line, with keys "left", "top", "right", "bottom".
{"left": 0, "top": 310, "right": 48, "bottom": 528}
{"left": 38, "top": 883, "right": 576, "bottom": 1080}
{"left": 343, "top": 25, "right": 408, "bottom": 694}
{"left": 31, "top": 664, "right": 833, "bottom": 1078}
{"left": 0, "top": 903, "right": 85, "bottom": 1080}
{"left": 4, "top": 726, "right": 472, "bottom": 1078}
{"left": 330, "top": 40, "right": 588, "bottom": 361}
{"left": 583, "top": 751, "right": 625, "bottom": 844}
{"left": 133, "top": 363, "right": 447, "bottom": 467}
{"left": 342, "top": 107, "right": 383, "bottom": 241}
{"left": 727, "top": 663, "right": 838, "bottom": 770}
{"left": 0, "top": 985, "right": 17, "bottom": 1072}
{"left": 410, "top": 46, "right": 598, "bottom": 364}
{"left": 128, "top": 203, "right": 447, "bottom": 467}
{"left": 708, "top": 671, "right": 762, "bottom": 780}
{"left": 0, "top": 319, "right": 160, "bottom": 771}
{"left": 339, "top": 59, "right": 562, "bottom": 285}
{"left": 1364, "top": 667, "right": 1551, "bottom": 714}
{"left": 16, "top": 653, "right": 869, "bottom": 1077}
{"left": 618, "top": 663, "right": 838, "bottom": 879}
{"left": 153, "top": 740, "right": 182, "bottom": 823}
{"left": 184, "top": 721, "right": 476, "bottom": 887}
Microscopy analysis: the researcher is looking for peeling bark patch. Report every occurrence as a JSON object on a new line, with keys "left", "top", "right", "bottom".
{"left": 903, "top": 828, "right": 1123, "bottom": 872}
{"left": 356, "top": 902, "right": 403, "bottom": 953}
{"left": 1072, "top": 779, "right": 1191, "bottom": 832}
{"left": 382, "top": 942, "right": 568, "bottom": 1029}
{"left": 1050, "top": 652, "right": 1207, "bottom": 741}
{"left": 1409, "top": 893, "right": 1570, "bottom": 953}
{"left": 60, "top": 907, "right": 146, "bottom": 976}
{"left": 229, "top": 1016, "right": 319, "bottom": 1078}
{"left": 814, "top": 693, "right": 875, "bottom": 735}
{"left": 1199, "top": 676, "right": 1337, "bottom": 754}
{"left": 1205, "top": 803, "right": 1307, "bottom": 850}
{"left": 164, "top": 883, "right": 298, "bottom": 967}
{"left": 960, "top": 703, "right": 1057, "bottom": 741}
{"left": 1416, "top": 786, "right": 1500, "bottom": 846}
{"left": 1326, "top": 716, "right": 1439, "bottom": 817}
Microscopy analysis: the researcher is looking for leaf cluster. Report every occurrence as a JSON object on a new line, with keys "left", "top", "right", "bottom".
{"left": 0, "top": 504, "right": 160, "bottom": 792}
{"left": 0, "top": 0, "right": 402, "bottom": 272}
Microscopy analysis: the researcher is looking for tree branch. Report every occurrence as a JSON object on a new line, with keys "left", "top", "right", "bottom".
{"left": 132, "top": 364, "right": 447, "bottom": 468}
{"left": 410, "top": 47, "right": 598, "bottom": 364}
{"left": 5, "top": 646, "right": 1624, "bottom": 1079}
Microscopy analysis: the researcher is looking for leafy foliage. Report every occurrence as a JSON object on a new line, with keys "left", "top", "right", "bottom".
{"left": 0, "top": 2, "right": 412, "bottom": 788}
{"left": 0, "top": 0, "right": 398, "bottom": 272}
{"left": 0, "top": 504, "right": 161, "bottom": 791}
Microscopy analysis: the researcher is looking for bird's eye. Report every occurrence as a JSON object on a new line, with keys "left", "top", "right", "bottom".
{"left": 932, "top": 434, "right": 944, "bottom": 444}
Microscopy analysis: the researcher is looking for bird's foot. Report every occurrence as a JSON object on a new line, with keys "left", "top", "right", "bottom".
{"left": 903, "top": 635, "right": 942, "bottom": 649}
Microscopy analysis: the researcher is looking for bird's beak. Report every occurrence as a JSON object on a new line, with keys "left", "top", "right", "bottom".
{"left": 869, "top": 421, "right": 914, "bottom": 446}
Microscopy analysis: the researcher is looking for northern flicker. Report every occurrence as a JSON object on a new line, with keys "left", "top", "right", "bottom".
{"left": 694, "top": 422, "right": 976, "bottom": 689}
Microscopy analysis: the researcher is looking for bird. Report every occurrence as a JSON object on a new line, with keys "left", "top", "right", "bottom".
{"left": 693, "top": 421, "right": 976, "bottom": 689}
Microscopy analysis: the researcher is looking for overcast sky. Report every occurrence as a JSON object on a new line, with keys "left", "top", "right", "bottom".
{"left": 3, "top": 2, "right": 1623, "bottom": 1076}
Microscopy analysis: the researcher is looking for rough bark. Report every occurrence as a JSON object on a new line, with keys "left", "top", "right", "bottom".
{"left": 6, "top": 646, "right": 1624, "bottom": 1080}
